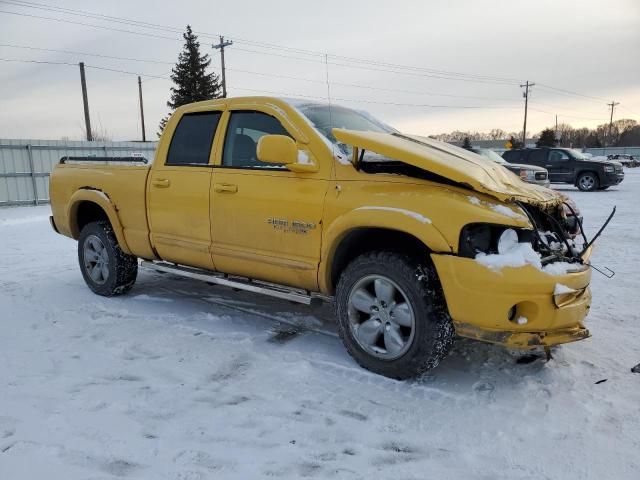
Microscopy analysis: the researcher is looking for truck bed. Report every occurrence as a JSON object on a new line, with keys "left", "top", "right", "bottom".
{"left": 50, "top": 160, "right": 155, "bottom": 259}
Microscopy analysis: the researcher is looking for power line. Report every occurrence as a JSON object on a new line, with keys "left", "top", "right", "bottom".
{"left": 0, "top": 2, "right": 521, "bottom": 86}
{"left": 528, "top": 107, "right": 608, "bottom": 122}
{"left": 2, "top": 0, "right": 629, "bottom": 106}
{"left": 231, "top": 86, "right": 520, "bottom": 109}
{"left": 0, "top": 57, "right": 76, "bottom": 66}
{"left": 1, "top": 0, "right": 519, "bottom": 82}
{"left": 535, "top": 83, "right": 610, "bottom": 104}
{"left": 0, "top": 44, "right": 516, "bottom": 102}
{"left": 0, "top": 9, "right": 179, "bottom": 41}
{"left": 227, "top": 67, "right": 514, "bottom": 101}
{"left": 0, "top": 42, "right": 174, "bottom": 65}
{"left": 0, "top": 57, "right": 170, "bottom": 79}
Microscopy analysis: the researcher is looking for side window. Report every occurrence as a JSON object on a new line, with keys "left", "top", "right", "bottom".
{"left": 529, "top": 150, "right": 548, "bottom": 164}
{"left": 549, "top": 150, "right": 570, "bottom": 162}
{"left": 166, "top": 112, "right": 221, "bottom": 166}
{"left": 222, "top": 111, "right": 290, "bottom": 169}
{"left": 502, "top": 150, "right": 522, "bottom": 163}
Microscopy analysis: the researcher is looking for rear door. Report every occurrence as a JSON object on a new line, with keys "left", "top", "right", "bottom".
{"left": 147, "top": 111, "right": 222, "bottom": 269}
{"left": 523, "top": 149, "right": 549, "bottom": 168}
{"left": 210, "top": 109, "right": 329, "bottom": 290}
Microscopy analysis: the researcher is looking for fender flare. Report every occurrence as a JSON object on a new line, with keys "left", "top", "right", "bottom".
{"left": 318, "top": 207, "right": 453, "bottom": 293}
{"left": 66, "top": 189, "right": 132, "bottom": 254}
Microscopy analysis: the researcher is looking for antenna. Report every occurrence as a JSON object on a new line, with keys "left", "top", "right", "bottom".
{"left": 324, "top": 53, "right": 335, "bottom": 155}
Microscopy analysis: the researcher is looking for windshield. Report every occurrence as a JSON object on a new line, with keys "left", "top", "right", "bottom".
{"left": 473, "top": 148, "right": 506, "bottom": 164}
{"left": 292, "top": 102, "right": 396, "bottom": 155}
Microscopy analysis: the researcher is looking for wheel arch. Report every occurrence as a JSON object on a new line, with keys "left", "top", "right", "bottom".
{"left": 321, "top": 226, "right": 447, "bottom": 295}
{"left": 67, "top": 189, "right": 132, "bottom": 254}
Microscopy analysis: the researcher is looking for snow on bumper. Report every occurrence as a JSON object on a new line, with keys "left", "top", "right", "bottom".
{"left": 431, "top": 250, "right": 592, "bottom": 349}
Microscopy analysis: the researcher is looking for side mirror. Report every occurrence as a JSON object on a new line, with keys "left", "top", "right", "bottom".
{"left": 257, "top": 134, "right": 318, "bottom": 173}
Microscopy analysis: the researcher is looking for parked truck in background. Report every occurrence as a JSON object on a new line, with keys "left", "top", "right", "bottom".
{"left": 502, "top": 147, "right": 624, "bottom": 191}
{"left": 50, "top": 97, "right": 596, "bottom": 379}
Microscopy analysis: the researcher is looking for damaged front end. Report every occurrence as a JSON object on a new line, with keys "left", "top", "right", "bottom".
{"left": 328, "top": 127, "right": 616, "bottom": 349}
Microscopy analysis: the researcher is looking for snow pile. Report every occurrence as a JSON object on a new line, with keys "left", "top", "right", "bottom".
{"left": 543, "top": 261, "right": 579, "bottom": 275}
{"left": 554, "top": 283, "right": 577, "bottom": 295}
{"left": 475, "top": 232, "right": 579, "bottom": 276}
{"left": 476, "top": 242, "right": 542, "bottom": 270}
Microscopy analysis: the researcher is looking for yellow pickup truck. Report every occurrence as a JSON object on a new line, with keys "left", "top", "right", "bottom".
{"left": 50, "top": 96, "right": 594, "bottom": 379}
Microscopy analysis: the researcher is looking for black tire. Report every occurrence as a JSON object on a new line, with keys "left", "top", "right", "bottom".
{"left": 334, "top": 251, "right": 454, "bottom": 379}
{"left": 576, "top": 172, "right": 599, "bottom": 192}
{"left": 78, "top": 220, "right": 138, "bottom": 296}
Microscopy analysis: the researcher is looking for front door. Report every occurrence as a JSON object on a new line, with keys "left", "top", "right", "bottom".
{"left": 210, "top": 110, "right": 328, "bottom": 290}
{"left": 546, "top": 149, "right": 573, "bottom": 183}
{"left": 147, "top": 111, "right": 222, "bottom": 269}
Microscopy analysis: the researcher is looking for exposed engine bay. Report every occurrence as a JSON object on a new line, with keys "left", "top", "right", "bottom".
{"left": 355, "top": 155, "right": 615, "bottom": 271}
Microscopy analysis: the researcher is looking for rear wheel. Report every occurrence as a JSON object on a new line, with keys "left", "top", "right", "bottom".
{"left": 335, "top": 251, "right": 454, "bottom": 379}
{"left": 577, "top": 172, "right": 599, "bottom": 192}
{"left": 78, "top": 221, "right": 138, "bottom": 296}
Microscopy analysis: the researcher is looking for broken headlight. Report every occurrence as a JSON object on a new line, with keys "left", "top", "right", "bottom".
{"left": 458, "top": 224, "right": 534, "bottom": 258}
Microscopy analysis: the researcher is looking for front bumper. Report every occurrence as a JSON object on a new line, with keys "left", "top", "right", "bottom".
{"left": 431, "top": 249, "right": 593, "bottom": 349}
{"left": 602, "top": 172, "right": 624, "bottom": 187}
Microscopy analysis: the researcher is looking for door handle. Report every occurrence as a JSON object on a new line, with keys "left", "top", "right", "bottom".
{"left": 152, "top": 178, "right": 170, "bottom": 188}
{"left": 214, "top": 183, "right": 238, "bottom": 193}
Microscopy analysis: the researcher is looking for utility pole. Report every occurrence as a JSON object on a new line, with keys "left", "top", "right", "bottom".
{"left": 520, "top": 81, "right": 534, "bottom": 147}
{"left": 79, "top": 62, "right": 92, "bottom": 141}
{"left": 138, "top": 76, "right": 146, "bottom": 142}
{"left": 607, "top": 100, "right": 620, "bottom": 146}
{"left": 212, "top": 35, "right": 233, "bottom": 98}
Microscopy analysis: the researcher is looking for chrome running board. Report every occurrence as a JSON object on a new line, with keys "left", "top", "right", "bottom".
{"left": 140, "top": 260, "right": 331, "bottom": 306}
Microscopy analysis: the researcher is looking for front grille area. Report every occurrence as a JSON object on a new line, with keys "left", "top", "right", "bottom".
{"left": 615, "top": 165, "right": 623, "bottom": 173}
{"left": 535, "top": 171, "right": 548, "bottom": 180}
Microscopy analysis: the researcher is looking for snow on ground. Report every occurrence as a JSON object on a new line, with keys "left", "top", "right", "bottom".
{"left": 1, "top": 174, "right": 639, "bottom": 479}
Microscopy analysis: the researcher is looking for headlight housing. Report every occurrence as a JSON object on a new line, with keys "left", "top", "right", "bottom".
{"left": 604, "top": 165, "right": 615, "bottom": 173}
{"left": 459, "top": 224, "right": 534, "bottom": 258}
{"left": 519, "top": 169, "right": 537, "bottom": 181}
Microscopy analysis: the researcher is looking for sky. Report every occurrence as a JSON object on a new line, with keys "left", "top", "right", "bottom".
{"left": 0, "top": 0, "right": 639, "bottom": 141}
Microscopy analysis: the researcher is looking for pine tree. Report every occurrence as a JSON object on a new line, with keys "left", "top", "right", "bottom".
{"left": 462, "top": 137, "right": 472, "bottom": 149}
{"left": 536, "top": 128, "right": 557, "bottom": 147}
{"left": 158, "top": 25, "right": 221, "bottom": 136}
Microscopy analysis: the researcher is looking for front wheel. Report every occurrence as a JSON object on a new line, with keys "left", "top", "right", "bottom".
{"left": 78, "top": 221, "right": 138, "bottom": 296}
{"left": 577, "top": 172, "right": 599, "bottom": 192}
{"left": 335, "top": 251, "right": 454, "bottom": 379}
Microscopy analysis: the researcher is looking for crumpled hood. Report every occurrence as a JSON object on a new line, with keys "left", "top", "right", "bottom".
{"left": 333, "top": 129, "right": 562, "bottom": 207}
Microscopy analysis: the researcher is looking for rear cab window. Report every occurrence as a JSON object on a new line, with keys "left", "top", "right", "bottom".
{"left": 221, "top": 111, "right": 291, "bottom": 169}
{"left": 166, "top": 112, "right": 222, "bottom": 166}
{"left": 502, "top": 150, "right": 524, "bottom": 163}
{"left": 528, "top": 150, "right": 548, "bottom": 165}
